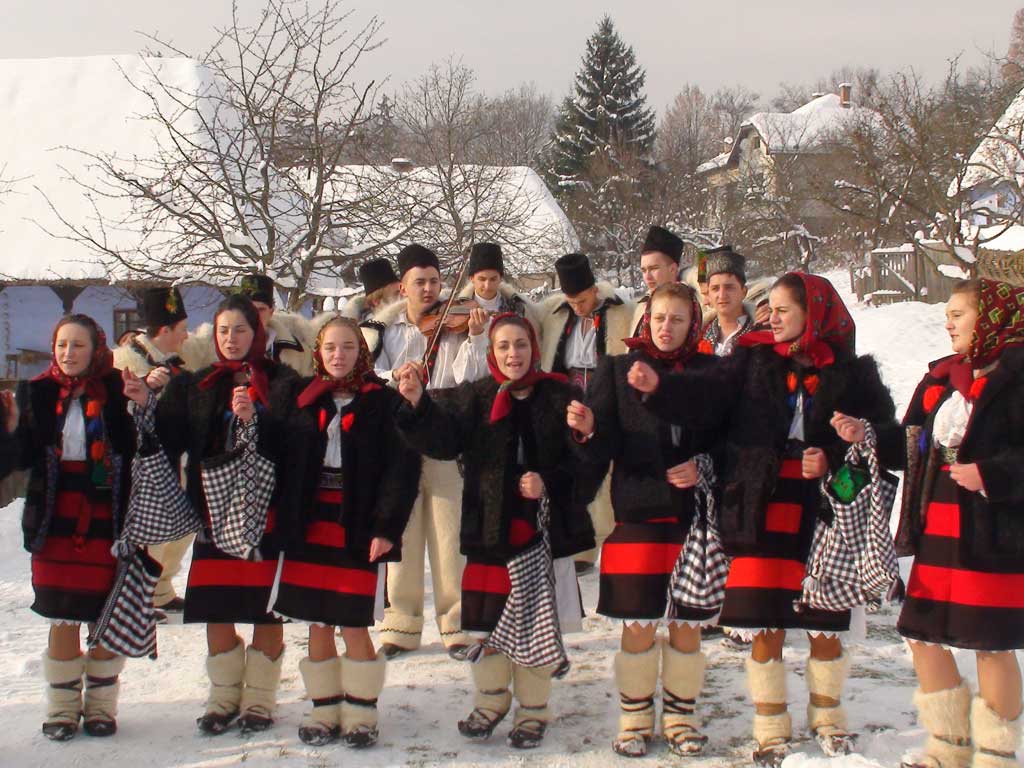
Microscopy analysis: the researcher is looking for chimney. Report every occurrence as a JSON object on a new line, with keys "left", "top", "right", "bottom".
{"left": 391, "top": 157, "right": 414, "bottom": 174}
{"left": 811, "top": 91, "right": 825, "bottom": 99}
{"left": 839, "top": 82, "right": 852, "bottom": 108}
{"left": 723, "top": 136, "right": 734, "bottom": 153}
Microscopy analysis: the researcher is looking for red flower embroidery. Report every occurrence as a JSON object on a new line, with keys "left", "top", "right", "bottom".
{"left": 803, "top": 374, "right": 820, "bottom": 396}
{"left": 85, "top": 400, "right": 101, "bottom": 419}
{"left": 318, "top": 408, "right": 328, "bottom": 432}
{"left": 786, "top": 371, "right": 798, "bottom": 393}
{"left": 968, "top": 376, "right": 988, "bottom": 402}
{"left": 922, "top": 385, "right": 945, "bottom": 414}
{"left": 341, "top": 413, "right": 355, "bottom": 432}
{"left": 89, "top": 441, "right": 105, "bottom": 462}
{"left": 697, "top": 339, "right": 714, "bottom": 356}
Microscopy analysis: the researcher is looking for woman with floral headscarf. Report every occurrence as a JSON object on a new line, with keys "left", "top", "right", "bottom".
{"left": 566, "top": 282, "right": 721, "bottom": 758}
{"left": 123, "top": 293, "right": 297, "bottom": 736}
{"left": 273, "top": 315, "right": 420, "bottom": 748}
{"left": 0, "top": 314, "right": 135, "bottom": 740}
{"left": 394, "top": 313, "right": 597, "bottom": 750}
{"left": 858, "top": 279, "right": 1024, "bottom": 768}
{"left": 627, "top": 273, "right": 901, "bottom": 766}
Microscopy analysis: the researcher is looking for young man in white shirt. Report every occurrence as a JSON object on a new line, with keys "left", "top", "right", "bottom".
{"left": 366, "top": 243, "right": 486, "bottom": 658}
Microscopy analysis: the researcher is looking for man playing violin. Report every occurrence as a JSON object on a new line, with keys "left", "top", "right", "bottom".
{"left": 365, "top": 243, "right": 485, "bottom": 660}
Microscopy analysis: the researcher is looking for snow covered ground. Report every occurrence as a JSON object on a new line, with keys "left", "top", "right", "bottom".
{"left": 0, "top": 270, "right": 1014, "bottom": 767}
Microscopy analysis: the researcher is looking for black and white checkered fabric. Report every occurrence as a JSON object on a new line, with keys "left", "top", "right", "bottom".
{"left": 200, "top": 414, "right": 275, "bottom": 561}
{"left": 668, "top": 453, "right": 731, "bottom": 613}
{"left": 117, "top": 393, "right": 201, "bottom": 557}
{"left": 467, "top": 497, "right": 570, "bottom": 677}
{"left": 798, "top": 421, "right": 900, "bottom": 613}
{"left": 89, "top": 548, "right": 162, "bottom": 659}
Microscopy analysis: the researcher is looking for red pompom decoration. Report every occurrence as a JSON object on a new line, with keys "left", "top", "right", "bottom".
{"left": 55, "top": 401, "right": 64, "bottom": 416}
{"left": 697, "top": 339, "right": 714, "bottom": 356}
{"left": 85, "top": 400, "right": 101, "bottom": 419}
{"left": 246, "top": 385, "right": 259, "bottom": 405}
{"left": 968, "top": 376, "right": 988, "bottom": 402}
{"left": 593, "top": 314, "right": 601, "bottom": 330}
{"left": 341, "top": 413, "right": 355, "bottom": 432}
{"left": 786, "top": 371, "right": 798, "bottom": 393}
{"left": 922, "top": 385, "right": 945, "bottom": 414}
{"left": 318, "top": 408, "right": 327, "bottom": 432}
{"left": 803, "top": 374, "right": 820, "bottom": 396}
{"left": 89, "top": 441, "right": 105, "bottom": 462}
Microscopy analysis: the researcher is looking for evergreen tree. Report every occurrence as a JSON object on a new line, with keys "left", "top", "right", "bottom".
{"left": 549, "top": 16, "right": 656, "bottom": 189}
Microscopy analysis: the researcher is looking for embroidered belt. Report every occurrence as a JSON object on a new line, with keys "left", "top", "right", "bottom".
{"left": 319, "top": 468, "right": 344, "bottom": 490}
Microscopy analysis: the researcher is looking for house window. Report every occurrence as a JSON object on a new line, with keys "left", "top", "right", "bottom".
{"left": 113, "top": 308, "right": 142, "bottom": 342}
{"left": 752, "top": 136, "right": 761, "bottom": 150}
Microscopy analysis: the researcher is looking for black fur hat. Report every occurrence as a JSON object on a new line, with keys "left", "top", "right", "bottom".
{"left": 642, "top": 225, "right": 684, "bottom": 264}
{"left": 555, "top": 253, "right": 596, "bottom": 296}
{"left": 468, "top": 242, "right": 504, "bottom": 276}
{"left": 704, "top": 245, "right": 747, "bottom": 284}
{"left": 237, "top": 274, "right": 276, "bottom": 306}
{"left": 397, "top": 244, "right": 440, "bottom": 277}
{"left": 358, "top": 258, "right": 399, "bottom": 295}
{"left": 140, "top": 286, "right": 187, "bottom": 328}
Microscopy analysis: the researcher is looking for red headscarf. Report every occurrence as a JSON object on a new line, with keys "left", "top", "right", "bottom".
{"left": 296, "top": 316, "right": 385, "bottom": 408}
{"left": 34, "top": 315, "right": 115, "bottom": 404}
{"left": 739, "top": 272, "right": 854, "bottom": 368}
{"left": 487, "top": 314, "right": 567, "bottom": 423}
{"left": 929, "top": 278, "right": 1024, "bottom": 398}
{"left": 624, "top": 283, "right": 704, "bottom": 369}
{"left": 198, "top": 307, "right": 271, "bottom": 407}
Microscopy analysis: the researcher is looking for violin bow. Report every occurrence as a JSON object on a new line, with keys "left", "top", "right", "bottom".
{"left": 420, "top": 247, "right": 474, "bottom": 383}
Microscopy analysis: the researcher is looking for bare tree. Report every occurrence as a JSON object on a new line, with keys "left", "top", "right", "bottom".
{"left": 477, "top": 83, "right": 556, "bottom": 167}
{"left": 37, "top": 0, "right": 440, "bottom": 309}
{"left": 712, "top": 85, "right": 761, "bottom": 140}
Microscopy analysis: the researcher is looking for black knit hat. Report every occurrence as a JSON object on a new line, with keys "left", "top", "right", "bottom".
{"left": 468, "top": 242, "right": 504, "bottom": 276}
{"left": 397, "top": 243, "right": 440, "bottom": 277}
{"left": 642, "top": 225, "right": 684, "bottom": 264}
{"left": 237, "top": 274, "right": 276, "bottom": 306}
{"left": 358, "top": 258, "right": 399, "bottom": 295}
{"left": 140, "top": 286, "right": 187, "bottom": 328}
{"left": 704, "top": 245, "right": 747, "bottom": 284}
{"left": 555, "top": 253, "right": 596, "bottom": 296}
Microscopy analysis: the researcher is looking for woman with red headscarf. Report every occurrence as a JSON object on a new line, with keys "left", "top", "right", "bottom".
{"left": 858, "top": 279, "right": 1024, "bottom": 768}
{"left": 124, "top": 293, "right": 297, "bottom": 736}
{"left": 566, "top": 282, "right": 720, "bottom": 758}
{"left": 394, "top": 313, "right": 597, "bottom": 751}
{"left": 272, "top": 315, "right": 420, "bottom": 748}
{"left": 0, "top": 314, "right": 135, "bottom": 741}
{"left": 627, "top": 273, "right": 900, "bottom": 766}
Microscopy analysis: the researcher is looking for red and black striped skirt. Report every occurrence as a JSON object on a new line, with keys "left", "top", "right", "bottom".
{"left": 30, "top": 461, "right": 117, "bottom": 623}
{"left": 184, "top": 506, "right": 281, "bottom": 625}
{"left": 273, "top": 488, "right": 380, "bottom": 628}
{"left": 461, "top": 518, "right": 536, "bottom": 633}
{"left": 898, "top": 465, "right": 1024, "bottom": 651}
{"left": 597, "top": 517, "right": 715, "bottom": 622}
{"left": 717, "top": 457, "right": 850, "bottom": 635}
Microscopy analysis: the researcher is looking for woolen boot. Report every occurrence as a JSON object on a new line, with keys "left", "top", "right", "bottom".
{"left": 612, "top": 644, "right": 660, "bottom": 757}
{"left": 900, "top": 683, "right": 972, "bottom": 768}
{"left": 340, "top": 652, "right": 387, "bottom": 749}
{"left": 662, "top": 644, "right": 708, "bottom": 756}
{"left": 806, "top": 652, "right": 857, "bottom": 756}
{"left": 298, "top": 656, "right": 342, "bottom": 746}
{"left": 42, "top": 652, "right": 85, "bottom": 741}
{"left": 458, "top": 652, "right": 512, "bottom": 740}
{"left": 198, "top": 639, "right": 245, "bottom": 735}
{"left": 238, "top": 645, "right": 284, "bottom": 734}
{"left": 82, "top": 655, "right": 126, "bottom": 737}
{"left": 747, "top": 657, "right": 792, "bottom": 767}
{"left": 971, "top": 696, "right": 1021, "bottom": 768}
{"left": 508, "top": 663, "right": 554, "bottom": 749}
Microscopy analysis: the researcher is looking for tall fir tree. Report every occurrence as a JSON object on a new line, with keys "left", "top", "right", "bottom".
{"left": 549, "top": 16, "right": 656, "bottom": 189}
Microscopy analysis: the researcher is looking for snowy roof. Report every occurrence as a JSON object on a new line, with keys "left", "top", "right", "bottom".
{"left": 979, "top": 223, "right": 1024, "bottom": 253}
{"left": 0, "top": 55, "right": 217, "bottom": 283}
{"left": 958, "top": 85, "right": 1024, "bottom": 194}
{"left": 698, "top": 93, "right": 875, "bottom": 174}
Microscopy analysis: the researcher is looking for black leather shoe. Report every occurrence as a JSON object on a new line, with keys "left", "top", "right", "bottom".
{"left": 83, "top": 717, "right": 117, "bottom": 737}
{"left": 197, "top": 710, "right": 237, "bottom": 735}
{"left": 381, "top": 643, "right": 412, "bottom": 659}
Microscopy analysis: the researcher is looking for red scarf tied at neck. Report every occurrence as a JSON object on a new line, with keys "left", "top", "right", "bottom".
{"left": 624, "top": 284, "right": 705, "bottom": 370}
{"left": 34, "top": 317, "right": 115, "bottom": 404}
{"left": 198, "top": 314, "right": 271, "bottom": 406}
{"left": 487, "top": 313, "right": 567, "bottom": 423}
{"left": 296, "top": 316, "right": 385, "bottom": 408}
{"left": 739, "top": 272, "right": 854, "bottom": 368}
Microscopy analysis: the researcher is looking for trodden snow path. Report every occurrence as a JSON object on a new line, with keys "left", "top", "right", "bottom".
{"left": 0, "top": 270, "right": 1020, "bottom": 767}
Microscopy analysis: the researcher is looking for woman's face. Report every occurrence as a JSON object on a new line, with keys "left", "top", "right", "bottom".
{"left": 54, "top": 323, "right": 94, "bottom": 378}
{"left": 320, "top": 324, "right": 361, "bottom": 380}
{"left": 649, "top": 294, "right": 692, "bottom": 353}
{"left": 215, "top": 309, "right": 255, "bottom": 361}
{"left": 491, "top": 323, "right": 533, "bottom": 381}
{"left": 768, "top": 285, "right": 807, "bottom": 344}
{"left": 945, "top": 291, "right": 979, "bottom": 356}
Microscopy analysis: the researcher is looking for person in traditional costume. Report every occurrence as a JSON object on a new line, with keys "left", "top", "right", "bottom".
{"left": 394, "top": 313, "right": 596, "bottom": 750}
{"left": 626, "top": 273, "right": 900, "bottom": 765}
{"left": 124, "top": 293, "right": 298, "bottom": 735}
{"left": 568, "top": 282, "right": 720, "bottom": 757}
{"left": 341, "top": 258, "right": 401, "bottom": 323}
{"left": 629, "top": 226, "right": 684, "bottom": 338}
{"left": 0, "top": 315, "right": 134, "bottom": 740}
{"left": 275, "top": 315, "right": 419, "bottom": 747}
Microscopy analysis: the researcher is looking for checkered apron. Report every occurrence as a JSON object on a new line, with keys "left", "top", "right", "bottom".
{"left": 667, "top": 453, "right": 731, "bottom": 614}
{"left": 797, "top": 421, "right": 900, "bottom": 613}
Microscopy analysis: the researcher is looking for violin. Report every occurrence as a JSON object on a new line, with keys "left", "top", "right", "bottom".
{"left": 416, "top": 297, "right": 486, "bottom": 336}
